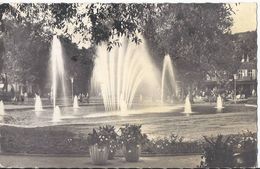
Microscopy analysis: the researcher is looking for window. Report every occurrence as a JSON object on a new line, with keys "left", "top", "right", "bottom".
{"left": 238, "top": 70, "right": 243, "bottom": 78}
{"left": 249, "top": 70, "right": 252, "bottom": 78}
{"left": 242, "top": 69, "right": 248, "bottom": 77}
{"left": 252, "top": 69, "right": 256, "bottom": 79}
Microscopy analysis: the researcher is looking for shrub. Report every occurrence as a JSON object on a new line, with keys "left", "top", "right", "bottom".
{"left": 200, "top": 135, "right": 235, "bottom": 167}
{"left": 98, "top": 125, "right": 119, "bottom": 159}
{"left": 232, "top": 130, "right": 257, "bottom": 167}
{"left": 87, "top": 128, "right": 111, "bottom": 147}
{"left": 200, "top": 131, "right": 257, "bottom": 167}
{"left": 142, "top": 133, "right": 202, "bottom": 154}
{"left": 143, "top": 133, "right": 182, "bottom": 153}
{"left": 119, "top": 124, "right": 148, "bottom": 147}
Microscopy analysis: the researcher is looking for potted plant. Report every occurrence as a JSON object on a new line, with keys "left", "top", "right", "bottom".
{"left": 119, "top": 124, "right": 148, "bottom": 162}
{"left": 98, "top": 125, "right": 119, "bottom": 160}
{"left": 87, "top": 128, "right": 110, "bottom": 165}
{"left": 200, "top": 135, "right": 235, "bottom": 167}
{"left": 232, "top": 130, "right": 257, "bottom": 167}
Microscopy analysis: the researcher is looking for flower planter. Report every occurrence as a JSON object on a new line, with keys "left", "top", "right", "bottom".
{"left": 89, "top": 145, "right": 109, "bottom": 165}
{"left": 122, "top": 145, "right": 141, "bottom": 162}
{"left": 240, "top": 150, "right": 257, "bottom": 167}
{"left": 108, "top": 149, "right": 116, "bottom": 160}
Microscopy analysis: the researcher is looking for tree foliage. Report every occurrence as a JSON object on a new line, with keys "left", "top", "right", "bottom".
{"left": 1, "top": 15, "right": 50, "bottom": 89}
{"left": 7, "top": 3, "right": 159, "bottom": 50}
{"left": 0, "top": 3, "right": 252, "bottom": 95}
{"left": 144, "top": 3, "right": 237, "bottom": 87}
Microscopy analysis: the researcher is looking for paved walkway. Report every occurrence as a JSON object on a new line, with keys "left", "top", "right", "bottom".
{"left": 0, "top": 154, "right": 201, "bottom": 168}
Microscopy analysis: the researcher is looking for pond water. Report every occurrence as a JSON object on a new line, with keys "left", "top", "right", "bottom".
{"left": 0, "top": 103, "right": 256, "bottom": 140}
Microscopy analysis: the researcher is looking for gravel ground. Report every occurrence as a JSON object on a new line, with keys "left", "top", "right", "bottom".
{"left": 0, "top": 154, "right": 201, "bottom": 168}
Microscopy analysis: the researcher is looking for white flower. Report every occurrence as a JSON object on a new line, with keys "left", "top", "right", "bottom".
{"left": 128, "top": 150, "right": 132, "bottom": 153}
{"left": 237, "top": 144, "right": 241, "bottom": 148}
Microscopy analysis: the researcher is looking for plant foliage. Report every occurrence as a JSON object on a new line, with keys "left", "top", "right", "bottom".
{"left": 119, "top": 124, "right": 148, "bottom": 146}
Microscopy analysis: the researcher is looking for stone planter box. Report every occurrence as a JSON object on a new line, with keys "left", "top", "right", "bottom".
{"left": 108, "top": 148, "right": 116, "bottom": 160}
{"left": 122, "top": 145, "right": 141, "bottom": 162}
{"left": 89, "top": 145, "right": 109, "bottom": 165}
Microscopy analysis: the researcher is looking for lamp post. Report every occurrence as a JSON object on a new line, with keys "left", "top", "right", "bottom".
{"left": 70, "top": 77, "right": 74, "bottom": 100}
{"left": 233, "top": 74, "right": 238, "bottom": 104}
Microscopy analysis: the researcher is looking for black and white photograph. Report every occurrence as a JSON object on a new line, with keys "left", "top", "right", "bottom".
{"left": 0, "top": 1, "right": 257, "bottom": 168}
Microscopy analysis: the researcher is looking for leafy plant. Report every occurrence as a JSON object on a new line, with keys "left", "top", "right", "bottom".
{"left": 200, "top": 135, "right": 235, "bottom": 167}
{"left": 98, "top": 125, "right": 119, "bottom": 155}
{"left": 141, "top": 133, "right": 202, "bottom": 154}
{"left": 231, "top": 130, "right": 257, "bottom": 167}
{"left": 119, "top": 124, "right": 148, "bottom": 147}
{"left": 87, "top": 128, "right": 111, "bottom": 147}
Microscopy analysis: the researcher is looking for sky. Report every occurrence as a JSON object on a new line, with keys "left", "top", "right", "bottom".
{"left": 230, "top": 3, "right": 257, "bottom": 33}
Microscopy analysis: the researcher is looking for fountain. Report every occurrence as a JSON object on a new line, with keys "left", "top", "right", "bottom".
{"left": 161, "top": 54, "right": 177, "bottom": 103}
{"left": 0, "top": 100, "right": 5, "bottom": 121}
{"left": 35, "top": 95, "right": 43, "bottom": 112}
{"left": 184, "top": 95, "right": 192, "bottom": 115}
{"left": 73, "top": 96, "right": 79, "bottom": 109}
{"left": 93, "top": 35, "right": 158, "bottom": 111}
{"left": 52, "top": 106, "right": 61, "bottom": 122}
{"left": 50, "top": 35, "right": 68, "bottom": 121}
{"left": 216, "top": 95, "right": 224, "bottom": 112}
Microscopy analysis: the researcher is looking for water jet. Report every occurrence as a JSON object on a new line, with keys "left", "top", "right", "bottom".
{"left": 52, "top": 106, "right": 61, "bottom": 122}
{"left": 35, "top": 95, "right": 43, "bottom": 112}
{"left": 0, "top": 100, "right": 5, "bottom": 121}
{"left": 92, "top": 35, "right": 157, "bottom": 111}
{"left": 215, "top": 95, "right": 224, "bottom": 112}
{"left": 73, "top": 96, "right": 79, "bottom": 109}
{"left": 161, "top": 54, "right": 177, "bottom": 103}
{"left": 183, "top": 95, "right": 192, "bottom": 115}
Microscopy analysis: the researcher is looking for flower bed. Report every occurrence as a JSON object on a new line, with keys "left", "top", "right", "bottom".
{"left": 0, "top": 125, "right": 88, "bottom": 154}
{"left": 0, "top": 124, "right": 256, "bottom": 166}
{"left": 200, "top": 130, "right": 257, "bottom": 167}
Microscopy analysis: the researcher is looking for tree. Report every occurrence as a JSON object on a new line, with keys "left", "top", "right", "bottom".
{"left": 8, "top": 3, "right": 158, "bottom": 50}
{"left": 144, "top": 3, "right": 237, "bottom": 100}
{"left": 1, "top": 14, "right": 51, "bottom": 93}
{"left": 60, "top": 37, "right": 95, "bottom": 95}
{"left": 0, "top": 3, "right": 247, "bottom": 100}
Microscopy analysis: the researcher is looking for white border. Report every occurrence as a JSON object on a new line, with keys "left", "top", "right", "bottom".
{"left": 0, "top": 0, "right": 258, "bottom": 3}
{"left": 0, "top": 0, "right": 259, "bottom": 167}
{"left": 256, "top": 1, "right": 259, "bottom": 168}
